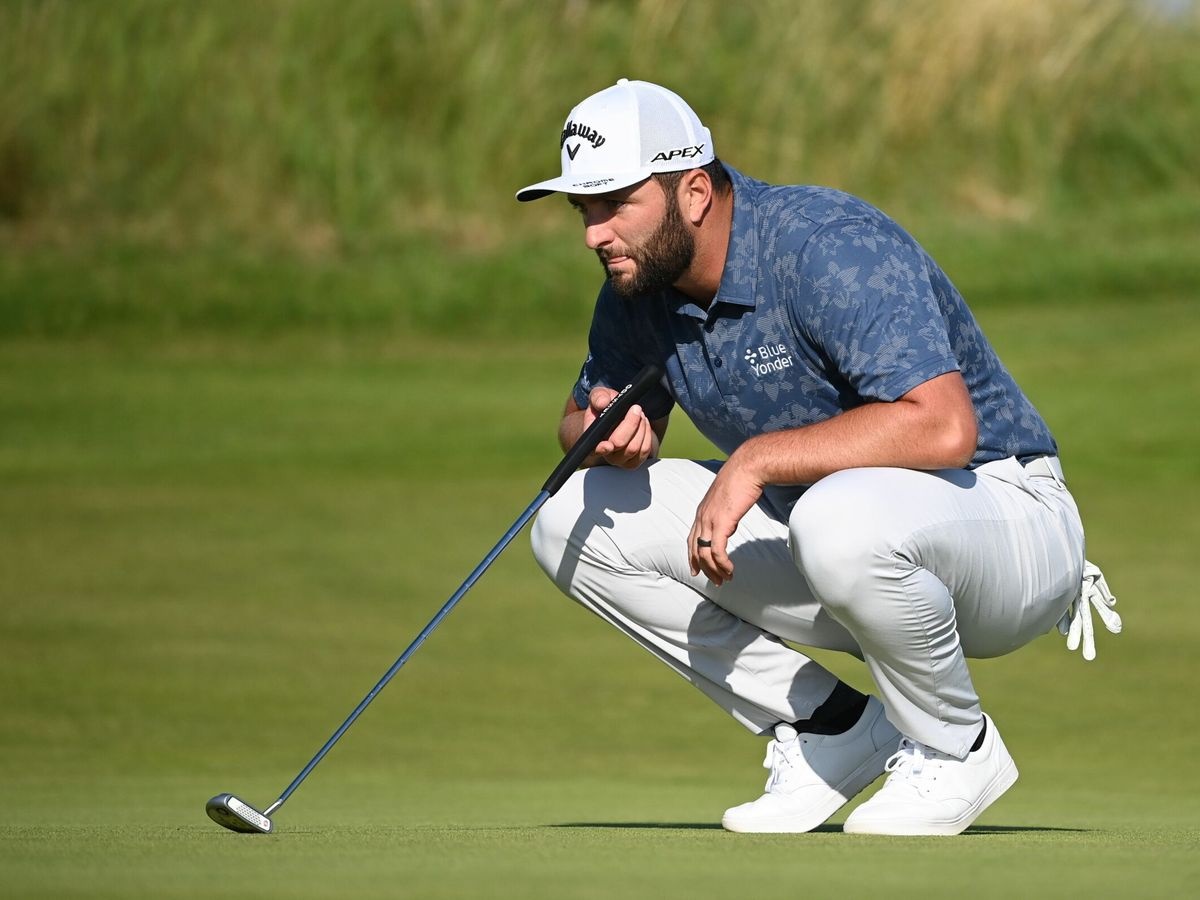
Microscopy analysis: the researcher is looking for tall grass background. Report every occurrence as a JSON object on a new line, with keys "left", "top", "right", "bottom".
{"left": 1, "top": 0, "right": 1197, "bottom": 334}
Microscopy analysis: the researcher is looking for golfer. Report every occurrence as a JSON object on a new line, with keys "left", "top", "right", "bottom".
{"left": 518, "top": 79, "right": 1119, "bottom": 835}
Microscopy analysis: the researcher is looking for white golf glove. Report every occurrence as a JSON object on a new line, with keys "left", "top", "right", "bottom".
{"left": 1057, "top": 560, "right": 1121, "bottom": 660}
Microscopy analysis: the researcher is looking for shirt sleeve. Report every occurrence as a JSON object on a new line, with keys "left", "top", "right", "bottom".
{"left": 789, "top": 219, "right": 959, "bottom": 402}
{"left": 571, "top": 284, "right": 675, "bottom": 420}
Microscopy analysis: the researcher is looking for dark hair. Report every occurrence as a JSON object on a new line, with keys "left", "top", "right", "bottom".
{"left": 653, "top": 158, "right": 731, "bottom": 198}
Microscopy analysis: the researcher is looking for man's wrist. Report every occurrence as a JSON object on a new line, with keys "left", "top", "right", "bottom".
{"left": 726, "top": 441, "right": 768, "bottom": 488}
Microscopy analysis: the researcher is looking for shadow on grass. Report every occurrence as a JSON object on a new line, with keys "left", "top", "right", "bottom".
{"left": 551, "top": 823, "right": 1090, "bottom": 835}
{"left": 551, "top": 823, "right": 839, "bottom": 833}
{"left": 962, "top": 825, "right": 1090, "bottom": 835}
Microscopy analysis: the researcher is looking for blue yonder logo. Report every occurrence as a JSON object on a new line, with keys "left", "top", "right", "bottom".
{"left": 745, "top": 343, "right": 795, "bottom": 377}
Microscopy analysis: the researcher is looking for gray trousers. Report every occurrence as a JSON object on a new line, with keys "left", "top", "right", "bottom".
{"left": 530, "top": 456, "right": 1085, "bottom": 759}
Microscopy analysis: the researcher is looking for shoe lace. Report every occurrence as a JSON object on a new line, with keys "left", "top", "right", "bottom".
{"left": 762, "top": 734, "right": 806, "bottom": 792}
{"left": 883, "top": 738, "right": 943, "bottom": 786}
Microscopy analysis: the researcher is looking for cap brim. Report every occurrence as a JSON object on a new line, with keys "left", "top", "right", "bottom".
{"left": 515, "top": 169, "right": 653, "bottom": 202}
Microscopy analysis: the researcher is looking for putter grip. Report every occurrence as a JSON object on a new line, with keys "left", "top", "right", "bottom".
{"left": 541, "top": 363, "right": 664, "bottom": 497}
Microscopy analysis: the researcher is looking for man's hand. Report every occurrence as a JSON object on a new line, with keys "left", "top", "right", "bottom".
{"left": 584, "top": 386, "right": 658, "bottom": 469}
{"left": 688, "top": 455, "right": 765, "bottom": 586}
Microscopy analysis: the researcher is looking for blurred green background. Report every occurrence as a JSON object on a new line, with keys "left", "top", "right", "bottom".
{"left": 1, "top": 1, "right": 1198, "bottom": 897}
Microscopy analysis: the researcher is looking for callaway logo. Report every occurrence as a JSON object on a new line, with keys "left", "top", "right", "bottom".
{"left": 744, "top": 343, "right": 795, "bottom": 377}
{"left": 651, "top": 144, "right": 705, "bottom": 163}
{"left": 560, "top": 121, "right": 607, "bottom": 150}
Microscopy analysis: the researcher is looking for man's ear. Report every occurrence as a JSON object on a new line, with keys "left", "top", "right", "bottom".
{"left": 679, "top": 168, "right": 714, "bottom": 226}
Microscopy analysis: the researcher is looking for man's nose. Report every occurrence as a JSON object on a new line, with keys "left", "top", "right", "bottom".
{"left": 582, "top": 211, "right": 612, "bottom": 251}
{"left": 584, "top": 226, "right": 609, "bottom": 251}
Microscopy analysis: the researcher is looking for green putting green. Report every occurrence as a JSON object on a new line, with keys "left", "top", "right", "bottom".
{"left": 1, "top": 296, "right": 1197, "bottom": 897}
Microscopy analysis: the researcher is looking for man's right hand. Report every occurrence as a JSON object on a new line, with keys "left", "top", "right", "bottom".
{"left": 582, "top": 386, "right": 659, "bottom": 469}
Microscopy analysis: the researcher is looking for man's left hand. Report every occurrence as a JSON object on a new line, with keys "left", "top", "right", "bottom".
{"left": 688, "top": 457, "right": 765, "bottom": 586}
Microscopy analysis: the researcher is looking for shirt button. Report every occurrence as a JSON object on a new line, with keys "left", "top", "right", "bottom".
{"left": 713, "top": 357, "right": 723, "bottom": 368}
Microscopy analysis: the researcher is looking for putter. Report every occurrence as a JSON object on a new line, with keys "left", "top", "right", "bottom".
{"left": 206, "top": 363, "right": 664, "bottom": 833}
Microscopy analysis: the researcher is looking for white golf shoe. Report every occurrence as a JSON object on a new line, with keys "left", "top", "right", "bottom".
{"left": 842, "top": 714, "right": 1018, "bottom": 836}
{"left": 721, "top": 696, "right": 900, "bottom": 833}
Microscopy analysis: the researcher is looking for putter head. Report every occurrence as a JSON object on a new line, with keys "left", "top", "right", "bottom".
{"left": 206, "top": 793, "right": 273, "bottom": 834}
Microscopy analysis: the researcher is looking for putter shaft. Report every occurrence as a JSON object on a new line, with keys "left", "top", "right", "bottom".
{"left": 207, "top": 363, "right": 663, "bottom": 831}
{"left": 264, "top": 495, "right": 546, "bottom": 817}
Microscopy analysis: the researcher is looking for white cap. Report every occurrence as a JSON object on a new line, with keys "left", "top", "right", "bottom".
{"left": 516, "top": 78, "right": 715, "bottom": 202}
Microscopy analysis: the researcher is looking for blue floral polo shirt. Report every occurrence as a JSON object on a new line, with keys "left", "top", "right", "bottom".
{"left": 571, "top": 165, "right": 1057, "bottom": 519}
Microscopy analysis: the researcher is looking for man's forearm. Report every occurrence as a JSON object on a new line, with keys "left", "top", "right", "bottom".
{"left": 730, "top": 377, "right": 978, "bottom": 488}
{"left": 558, "top": 407, "right": 585, "bottom": 454}
{"left": 557, "top": 407, "right": 606, "bottom": 467}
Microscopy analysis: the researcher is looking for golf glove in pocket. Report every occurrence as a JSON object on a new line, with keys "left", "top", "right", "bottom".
{"left": 1057, "top": 560, "right": 1121, "bottom": 661}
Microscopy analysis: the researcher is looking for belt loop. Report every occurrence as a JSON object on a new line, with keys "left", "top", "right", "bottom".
{"left": 1024, "top": 455, "right": 1065, "bottom": 487}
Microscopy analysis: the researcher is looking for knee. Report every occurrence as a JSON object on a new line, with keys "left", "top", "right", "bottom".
{"left": 530, "top": 476, "right": 583, "bottom": 583}
{"left": 530, "top": 464, "right": 650, "bottom": 587}
{"left": 789, "top": 472, "right": 893, "bottom": 612}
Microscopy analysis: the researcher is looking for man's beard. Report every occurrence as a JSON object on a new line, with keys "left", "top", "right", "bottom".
{"left": 600, "top": 198, "right": 695, "bottom": 297}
